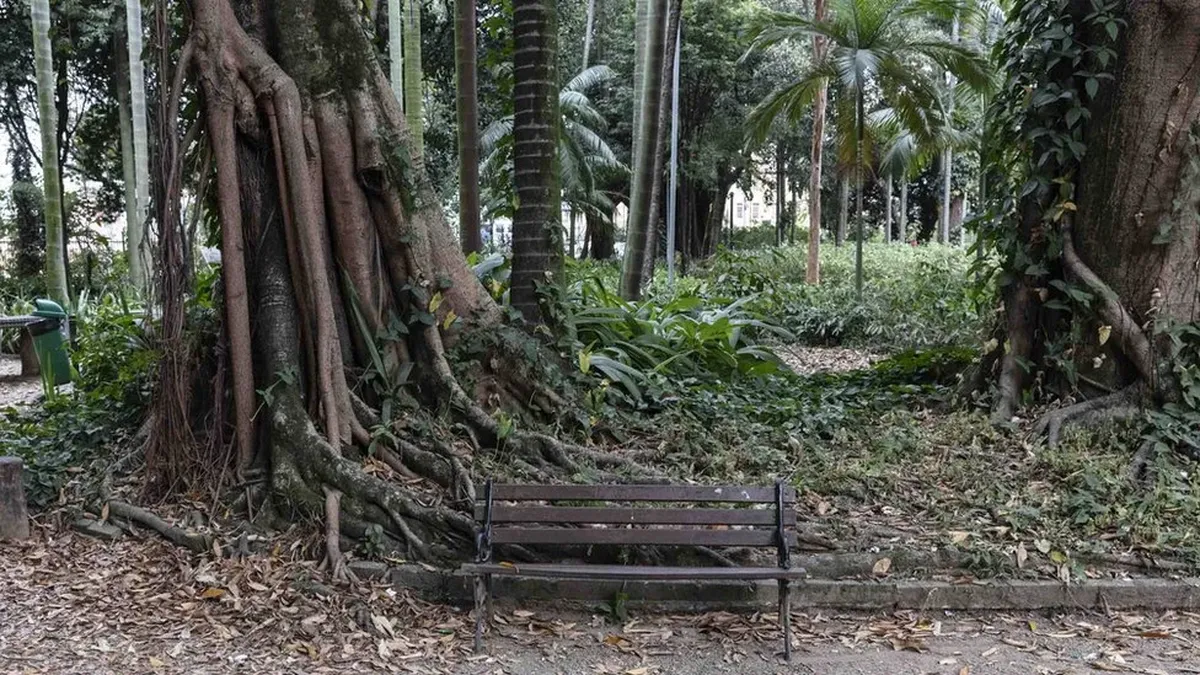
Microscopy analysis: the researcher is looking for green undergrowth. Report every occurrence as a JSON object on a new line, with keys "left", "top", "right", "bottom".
{"left": 0, "top": 296, "right": 157, "bottom": 507}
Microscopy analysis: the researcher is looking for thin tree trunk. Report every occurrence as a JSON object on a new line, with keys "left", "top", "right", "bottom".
{"left": 836, "top": 176, "right": 848, "bottom": 247}
{"left": 805, "top": 0, "right": 826, "bottom": 283}
{"left": 775, "top": 142, "right": 785, "bottom": 246}
{"left": 511, "top": 0, "right": 562, "bottom": 322}
{"left": 632, "top": 0, "right": 648, "bottom": 172}
{"left": 582, "top": 0, "right": 596, "bottom": 70}
{"left": 640, "top": 0, "right": 681, "bottom": 285}
{"left": 403, "top": 0, "right": 424, "bottom": 160}
{"left": 884, "top": 174, "right": 893, "bottom": 244}
{"left": 854, "top": 90, "right": 865, "bottom": 299}
{"left": 899, "top": 180, "right": 908, "bottom": 243}
{"left": 30, "top": 0, "right": 68, "bottom": 306}
{"left": 115, "top": 36, "right": 138, "bottom": 274}
{"left": 455, "top": 0, "right": 481, "bottom": 254}
{"left": 620, "top": 0, "right": 668, "bottom": 300}
{"left": 125, "top": 0, "right": 151, "bottom": 293}
{"left": 388, "top": 0, "right": 403, "bottom": 104}
{"left": 940, "top": 14, "right": 959, "bottom": 245}
{"left": 665, "top": 18, "right": 681, "bottom": 285}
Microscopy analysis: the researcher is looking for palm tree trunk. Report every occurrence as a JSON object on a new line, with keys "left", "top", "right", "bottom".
{"left": 940, "top": 13, "right": 959, "bottom": 245}
{"left": 805, "top": 0, "right": 825, "bottom": 283}
{"left": 115, "top": 36, "right": 138, "bottom": 273}
{"left": 632, "top": 0, "right": 648, "bottom": 170}
{"left": 640, "top": 0, "right": 682, "bottom": 285}
{"left": 854, "top": 89, "right": 865, "bottom": 300}
{"left": 388, "top": 0, "right": 403, "bottom": 105}
{"left": 620, "top": 0, "right": 669, "bottom": 300}
{"left": 403, "top": 0, "right": 424, "bottom": 160}
{"left": 899, "top": 180, "right": 908, "bottom": 243}
{"left": 884, "top": 173, "right": 893, "bottom": 243}
{"left": 775, "top": 142, "right": 785, "bottom": 246}
{"left": 582, "top": 0, "right": 597, "bottom": 70}
{"left": 125, "top": 0, "right": 151, "bottom": 293}
{"left": 665, "top": 19, "right": 681, "bottom": 285}
{"left": 511, "top": 0, "right": 562, "bottom": 322}
{"left": 455, "top": 0, "right": 481, "bottom": 254}
{"left": 836, "top": 176, "right": 848, "bottom": 247}
{"left": 30, "top": 0, "right": 68, "bottom": 306}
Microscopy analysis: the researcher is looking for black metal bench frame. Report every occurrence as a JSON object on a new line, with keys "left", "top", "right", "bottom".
{"left": 462, "top": 480, "right": 804, "bottom": 660}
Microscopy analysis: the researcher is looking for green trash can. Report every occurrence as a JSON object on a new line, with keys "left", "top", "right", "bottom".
{"left": 28, "top": 299, "right": 72, "bottom": 386}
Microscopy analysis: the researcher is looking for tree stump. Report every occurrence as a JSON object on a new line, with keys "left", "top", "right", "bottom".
{"left": 0, "top": 457, "right": 30, "bottom": 540}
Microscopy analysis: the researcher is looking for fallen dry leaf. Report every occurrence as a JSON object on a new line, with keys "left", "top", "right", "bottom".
{"left": 872, "top": 558, "right": 892, "bottom": 576}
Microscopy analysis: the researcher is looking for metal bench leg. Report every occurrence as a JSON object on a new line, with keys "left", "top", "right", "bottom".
{"left": 485, "top": 573, "right": 494, "bottom": 626}
{"left": 474, "top": 574, "right": 487, "bottom": 653}
{"left": 780, "top": 579, "right": 792, "bottom": 662}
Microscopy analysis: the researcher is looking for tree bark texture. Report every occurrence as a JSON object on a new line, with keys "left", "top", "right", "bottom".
{"left": 806, "top": 0, "right": 826, "bottom": 283}
{"left": 455, "top": 0, "right": 482, "bottom": 254}
{"left": 511, "top": 0, "right": 563, "bottom": 322}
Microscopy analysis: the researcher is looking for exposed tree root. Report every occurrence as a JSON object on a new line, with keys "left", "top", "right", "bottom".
{"left": 319, "top": 487, "right": 354, "bottom": 583}
{"left": 108, "top": 501, "right": 212, "bottom": 553}
{"left": 1032, "top": 385, "right": 1144, "bottom": 447}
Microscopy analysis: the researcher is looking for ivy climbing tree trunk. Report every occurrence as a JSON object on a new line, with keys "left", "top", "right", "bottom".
{"left": 984, "top": 0, "right": 1200, "bottom": 462}
{"left": 511, "top": 0, "right": 563, "bottom": 321}
{"left": 182, "top": 0, "right": 634, "bottom": 562}
{"left": 29, "top": 0, "right": 68, "bottom": 307}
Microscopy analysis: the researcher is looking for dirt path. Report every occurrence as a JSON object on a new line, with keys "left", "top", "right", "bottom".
{"left": 775, "top": 345, "right": 882, "bottom": 376}
{"left": 3, "top": 530, "right": 1198, "bottom": 674}
{"left": 0, "top": 354, "right": 41, "bottom": 409}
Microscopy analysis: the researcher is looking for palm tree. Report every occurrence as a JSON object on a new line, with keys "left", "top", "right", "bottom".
{"left": 481, "top": 66, "right": 625, "bottom": 227}
{"left": 29, "top": 0, "right": 68, "bottom": 306}
{"left": 746, "top": 0, "right": 990, "bottom": 299}
{"left": 806, "top": 0, "right": 826, "bottom": 284}
{"left": 456, "top": 0, "right": 482, "bottom": 254}
{"left": 511, "top": 0, "right": 562, "bottom": 323}
{"left": 124, "top": 0, "right": 150, "bottom": 293}
{"left": 620, "top": 0, "right": 669, "bottom": 300}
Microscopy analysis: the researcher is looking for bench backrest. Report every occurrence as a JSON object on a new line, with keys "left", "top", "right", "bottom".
{"left": 473, "top": 482, "right": 796, "bottom": 566}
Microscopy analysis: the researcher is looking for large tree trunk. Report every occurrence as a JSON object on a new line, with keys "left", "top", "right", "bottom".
{"left": 511, "top": 0, "right": 563, "bottom": 322}
{"left": 455, "top": 0, "right": 482, "bottom": 254}
{"left": 988, "top": 0, "right": 1200, "bottom": 442}
{"left": 1073, "top": 0, "right": 1200, "bottom": 379}
{"left": 184, "top": 0, "right": 622, "bottom": 559}
{"left": 29, "top": 0, "right": 68, "bottom": 307}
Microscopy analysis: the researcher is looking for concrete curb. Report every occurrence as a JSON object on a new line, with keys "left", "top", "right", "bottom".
{"left": 348, "top": 561, "right": 1200, "bottom": 612}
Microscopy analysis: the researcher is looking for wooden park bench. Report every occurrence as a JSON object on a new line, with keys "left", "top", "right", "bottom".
{"left": 462, "top": 481, "right": 805, "bottom": 660}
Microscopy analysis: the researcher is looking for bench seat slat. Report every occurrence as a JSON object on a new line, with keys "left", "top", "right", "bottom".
{"left": 489, "top": 527, "right": 794, "bottom": 548}
{"left": 479, "top": 484, "right": 794, "bottom": 504}
{"left": 461, "top": 563, "right": 807, "bottom": 581}
{"left": 476, "top": 505, "right": 794, "bottom": 526}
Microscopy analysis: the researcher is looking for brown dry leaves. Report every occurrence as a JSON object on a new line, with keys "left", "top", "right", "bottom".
{"left": 0, "top": 531, "right": 473, "bottom": 674}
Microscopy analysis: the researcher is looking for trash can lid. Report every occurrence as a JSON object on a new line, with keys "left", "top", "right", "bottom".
{"left": 31, "top": 298, "right": 66, "bottom": 319}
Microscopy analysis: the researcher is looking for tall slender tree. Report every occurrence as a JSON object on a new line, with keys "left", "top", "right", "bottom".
{"left": 639, "top": 0, "right": 683, "bottom": 284}
{"left": 747, "top": 0, "right": 990, "bottom": 299}
{"left": 389, "top": 0, "right": 403, "bottom": 104}
{"left": 511, "top": 0, "right": 562, "bottom": 322}
{"left": 125, "top": 0, "right": 151, "bottom": 292}
{"left": 29, "top": 0, "right": 68, "bottom": 306}
{"left": 620, "top": 0, "right": 669, "bottom": 300}
{"left": 455, "top": 0, "right": 481, "bottom": 254}
{"left": 115, "top": 35, "right": 138, "bottom": 271}
{"left": 403, "top": 0, "right": 424, "bottom": 159}
{"left": 939, "top": 13, "right": 959, "bottom": 244}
